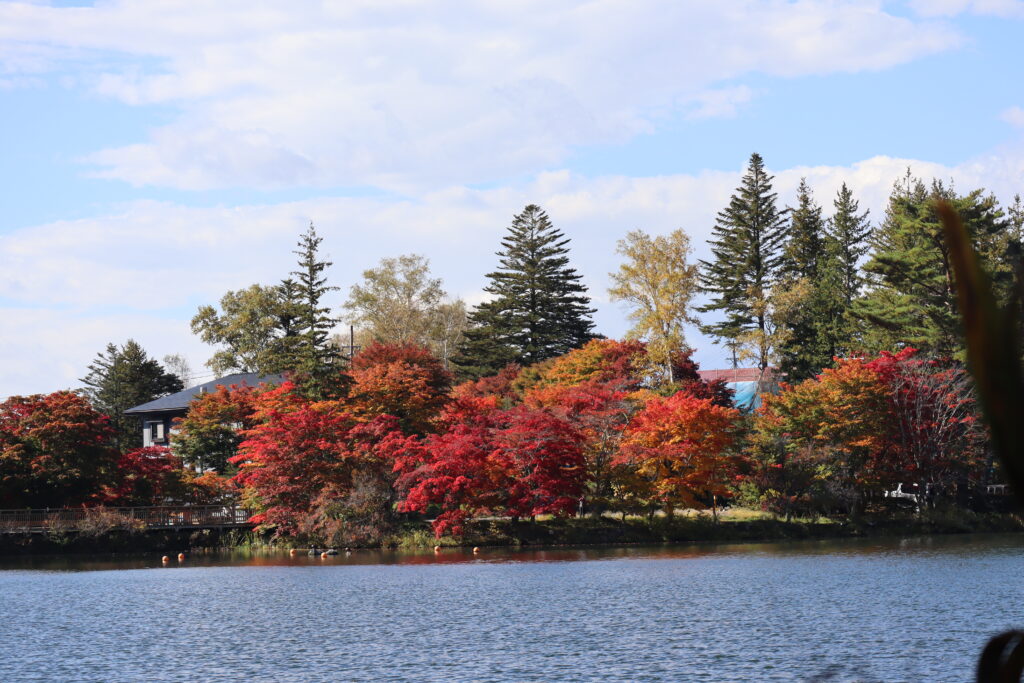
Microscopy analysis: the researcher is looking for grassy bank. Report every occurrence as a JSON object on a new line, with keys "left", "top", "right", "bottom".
{"left": 4, "top": 508, "right": 1023, "bottom": 556}
{"left": 0, "top": 527, "right": 269, "bottom": 557}
{"left": 394, "top": 508, "right": 1024, "bottom": 550}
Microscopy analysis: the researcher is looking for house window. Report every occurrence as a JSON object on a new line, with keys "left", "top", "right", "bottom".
{"left": 149, "top": 421, "right": 166, "bottom": 443}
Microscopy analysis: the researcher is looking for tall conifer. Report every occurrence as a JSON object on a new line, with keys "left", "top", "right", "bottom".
{"left": 820, "top": 182, "right": 872, "bottom": 358}
{"left": 81, "top": 340, "right": 184, "bottom": 452}
{"left": 454, "top": 204, "right": 596, "bottom": 378}
{"left": 776, "top": 179, "right": 832, "bottom": 381}
{"left": 854, "top": 173, "right": 1006, "bottom": 358}
{"left": 698, "top": 153, "right": 787, "bottom": 370}
{"left": 290, "top": 222, "right": 345, "bottom": 397}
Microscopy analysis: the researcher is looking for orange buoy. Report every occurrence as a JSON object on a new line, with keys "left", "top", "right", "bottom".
{"left": 433, "top": 545, "right": 441, "bottom": 552}
{"left": 320, "top": 551, "right": 329, "bottom": 559}
{"left": 289, "top": 548, "right": 298, "bottom": 556}
{"left": 161, "top": 556, "right": 170, "bottom": 563}
{"left": 473, "top": 547, "right": 480, "bottom": 554}
{"left": 177, "top": 553, "right": 186, "bottom": 561}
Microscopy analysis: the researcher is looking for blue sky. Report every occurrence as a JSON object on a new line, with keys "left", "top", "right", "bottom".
{"left": 1, "top": 0, "right": 1023, "bottom": 395}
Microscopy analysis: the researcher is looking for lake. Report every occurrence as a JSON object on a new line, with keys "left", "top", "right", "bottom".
{"left": 2, "top": 535, "right": 1023, "bottom": 682}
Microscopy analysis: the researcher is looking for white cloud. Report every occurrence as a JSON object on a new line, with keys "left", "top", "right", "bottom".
{"left": 686, "top": 86, "right": 754, "bottom": 120}
{"left": 908, "top": 0, "right": 1024, "bottom": 18}
{"left": 1001, "top": 105, "right": 1024, "bottom": 128}
{"left": 0, "top": 1, "right": 960, "bottom": 190}
{"left": 3, "top": 145, "right": 1023, "bottom": 396}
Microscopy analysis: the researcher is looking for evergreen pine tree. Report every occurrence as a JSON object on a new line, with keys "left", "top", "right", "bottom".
{"left": 453, "top": 204, "right": 596, "bottom": 378}
{"left": 776, "top": 179, "right": 833, "bottom": 381}
{"left": 829, "top": 183, "right": 873, "bottom": 308}
{"left": 698, "top": 153, "right": 787, "bottom": 370}
{"left": 290, "top": 222, "right": 345, "bottom": 397}
{"left": 80, "top": 340, "right": 184, "bottom": 452}
{"left": 819, "top": 182, "right": 873, "bottom": 358}
{"left": 854, "top": 172, "right": 1007, "bottom": 358}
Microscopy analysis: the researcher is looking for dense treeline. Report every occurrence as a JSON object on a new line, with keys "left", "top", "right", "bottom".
{"left": 4, "top": 153, "right": 1021, "bottom": 546}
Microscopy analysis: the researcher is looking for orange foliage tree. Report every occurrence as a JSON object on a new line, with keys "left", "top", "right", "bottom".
{"left": 750, "top": 357, "right": 891, "bottom": 517}
{"left": 524, "top": 338, "right": 647, "bottom": 392}
{"left": 349, "top": 342, "right": 453, "bottom": 435}
{"left": 171, "top": 384, "right": 259, "bottom": 472}
{"left": 620, "top": 392, "right": 742, "bottom": 519}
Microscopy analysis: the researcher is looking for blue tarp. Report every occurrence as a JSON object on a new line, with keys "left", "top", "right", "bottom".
{"left": 729, "top": 381, "right": 766, "bottom": 411}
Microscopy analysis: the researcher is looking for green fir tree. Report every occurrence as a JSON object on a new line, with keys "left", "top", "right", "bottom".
{"left": 698, "top": 153, "right": 787, "bottom": 370}
{"left": 290, "top": 222, "right": 346, "bottom": 397}
{"left": 821, "top": 182, "right": 873, "bottom": 357}
{"left": 854, "top": 172, "right": 1007, "bottom": 358}
{"left": 80, "top": 340, "right": 184, "bottom": 452}
{"left": 453, "top": 204, "right": 596, "bottom": 378}
{"left": 776, "top": 179, "right": 833, "bottom": 381}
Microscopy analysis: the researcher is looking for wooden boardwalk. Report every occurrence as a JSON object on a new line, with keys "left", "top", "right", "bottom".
{"left": 0, "top": 505, "right": 253, "bottom": 534}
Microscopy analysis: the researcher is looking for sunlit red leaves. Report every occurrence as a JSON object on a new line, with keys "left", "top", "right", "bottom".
{"left": 232, "top": 387, "right": 421, "bottom": 534}
{"left": 0, "top": 391, "right": 117, "bottom": 507}
{"left": 349, "top": 342, "right": 453, "bottom": 435}
{"left": 100, "top": 446, "right": 186, "bottom": 506}
{"left": 397, "top": 404, "right": 586, "bottom": 537}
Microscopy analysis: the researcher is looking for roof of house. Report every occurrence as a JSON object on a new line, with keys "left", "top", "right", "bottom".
{"left": 124, "top": 373, "right": 284, "bottom": 415}
{"left": 697, "top": 367, "right": 778, "bottom": 384}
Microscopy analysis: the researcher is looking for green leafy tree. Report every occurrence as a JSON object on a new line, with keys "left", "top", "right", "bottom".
{"left": 854, "top": 173, "right": 1008, "bottom": 358}
{"left": 80, "top": 340, "right": 184, "bottom": 452}
{"left": 191, "top": 282, "right": 302, "bottom": 375}
{"left": 454, "top": 204, "right": 596, "bottom": 378}
{"left": 698, "top": 153, "right": 787, "bottom": 370}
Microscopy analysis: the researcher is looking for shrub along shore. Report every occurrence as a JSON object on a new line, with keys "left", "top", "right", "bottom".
{"left": 4, "top": 509, "right": 1022, "bottom": 557}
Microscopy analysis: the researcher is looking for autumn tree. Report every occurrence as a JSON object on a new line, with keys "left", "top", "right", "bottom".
{"left": 620, "top": 393, "right": 742, "bottom": 520}
{"left": 699, "top": 153, "right": 787, "bottom": 370}
{"left": 453, "top": 364, "right": 522, "bottom": 404}
{"left": 525, "top": 380, "right": 635, "bottom": 515}
{"left": 397, "top": 401, "right": 586, "bottom": 536}
{"left": 171, "top": 384, "right": 259, "bottom": 472}
{"left": 529, "top": 338, "right": 647, "bottom": 392}
{"left": 232, "top": 384, "right": 419, "bottom": 541}
{"left": 454, "top": 204, "right": 596, "bottom": 378}
{"left": 750, "top": 357, "right": 891, "bottom": 517}
{"left": 80, "top": 340, "right": 183, "bottom": 452}
{"left": 343, "top": 254, "right": 468, "bottom": 367}
{"left": 608, "top": 229, "right": 699, "bottom": 382}
{"left": 867, "top": 350, "right": 985, "bottom": 498}
{"left": 668, "top": 348, "right": 735, "bottom": 407}
{"left": 0, "top": 392, "right": 118, "bottom": 508}
{"left": 100, "top": 446, "right": 189, "bottom": 506}
{"left": 348, "top": 342, "right": 453, "bottom": 435}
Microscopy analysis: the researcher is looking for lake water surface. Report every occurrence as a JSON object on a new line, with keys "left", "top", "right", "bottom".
{"left": 2, "top": 535, "right": 1023, "bottom": 682}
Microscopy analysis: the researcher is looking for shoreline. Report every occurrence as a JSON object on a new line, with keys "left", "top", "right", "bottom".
{"left": 3, "top": 509, "right": 1022, "bottom": 558}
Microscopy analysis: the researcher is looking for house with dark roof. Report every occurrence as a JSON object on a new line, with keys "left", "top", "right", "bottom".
{"left": 124, "top": 373, "right": 283, "bottom": 448}
{"left": 697, "top": 367, "right": 779, "bottom": 410}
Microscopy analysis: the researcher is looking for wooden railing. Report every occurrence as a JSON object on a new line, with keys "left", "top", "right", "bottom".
{"left": 0, "top": 505, "right": 252, "bottom": 534}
